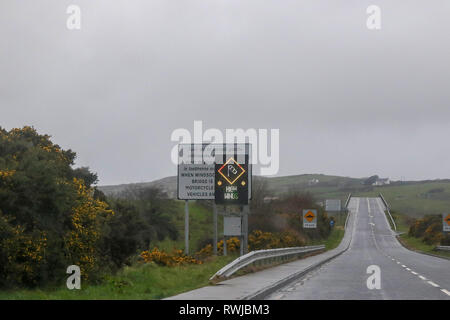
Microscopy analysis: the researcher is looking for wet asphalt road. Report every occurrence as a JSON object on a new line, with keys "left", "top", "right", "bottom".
{"left": 268, "top": 198, "right": 450, "bottom": 300}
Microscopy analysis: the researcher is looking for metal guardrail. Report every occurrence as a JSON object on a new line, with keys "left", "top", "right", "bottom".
{"left": 210, "top": 245, "right": 326, "bottom": 280}
{"left": 435, "top": 246, "right": 450, "bottom": 252}
{"left": 344, "top": 193, "right": 352, "bottom": 209}
{"left": 344, "top": 194, "right": 352, "bottom": 230}
{"left": 379, "top": 193, "right": 397, "bottom": 231}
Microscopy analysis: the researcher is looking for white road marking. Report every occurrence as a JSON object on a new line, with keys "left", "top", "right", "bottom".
{"left": 427, "top": 281, "right": 439, "bottom": 288}
{"left": 350, "top": 198, "right": 448, "bottom": 298}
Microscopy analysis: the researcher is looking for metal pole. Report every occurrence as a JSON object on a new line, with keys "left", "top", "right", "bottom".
{"left": 243, "top": 205, "right": 249, "bottom": 254}
{"left": 213, "top": 203, "right": 218, "bottom": 255}
{"left": 240, "top": 234, "right": 244, "bottom": 256}
{"left": 185, "top": 200, "right": 189, "bottom": 255}
{"left": 223, "top": 236, "right": 227, "bottom": 256}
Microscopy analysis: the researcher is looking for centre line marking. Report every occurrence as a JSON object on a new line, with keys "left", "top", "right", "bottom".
{"left": 401, "top": 265, "right": 406, "bottom": 268}
{"left": 428, "top": 281, "right": 439, "bottom": 288}
{"left": 406, "top": 268, "right": 411, "bottom": 271}
{"left": 441, "top": 289, "right": 450, "bottom": 296}
{"left": 418, "top": 275, "right": 427, "bottom": 281}
{"left": 411, "top": 271, "right": 418, "bottom": 275}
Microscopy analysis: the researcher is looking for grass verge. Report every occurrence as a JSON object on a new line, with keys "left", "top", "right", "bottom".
{"left": 385, "top": 210, "right": 450, "bottom": 259}
{"left": 0, "top": 208, "right": 348, "bottom": 299}
{"left": 397, "top": 235, "right": 450, "bottom": 259}
{"left": 0, "top": 255, "right": 237, "bottom": 300}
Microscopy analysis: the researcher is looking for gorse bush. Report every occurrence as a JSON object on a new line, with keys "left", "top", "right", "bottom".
{"left": 409, "top": 215, "right": 450, "bottom": 245}
{"left": 140, "top": 248, "right": 202, "bottom": 266}
{"left": 141, "top": 230, "right": 307, "bottom": 268}
{"left": 248, "top": 230, "right": 305, "bottom": 250}
{"left": 63, "top": 178, "right": 114, "bottom": 281}
{"left": 0, "top": 126, "right": 113, "bottom": 287}
{"left": 0, "top": 127, "right": 179, "bottom": 288}
{"left": 217, "top": 237, "right": 240, "bottom": 254}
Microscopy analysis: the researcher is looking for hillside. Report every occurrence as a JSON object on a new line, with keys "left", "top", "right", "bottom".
{"left": 98, "top": 175, "right": 450, "bottom": 218}
{"left": 99, "top": 176, "right": 178, "bottom": 198}
{"left": 99, "top": 174, "right": 362, "bottom": 197}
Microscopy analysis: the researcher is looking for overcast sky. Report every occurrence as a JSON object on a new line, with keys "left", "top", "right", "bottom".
{"left": 1, "top": 1, "right": 450, "bottom": 185}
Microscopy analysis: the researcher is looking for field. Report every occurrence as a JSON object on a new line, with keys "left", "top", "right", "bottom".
{"left": 262, "top": 175, "right": 450, "bottom": 218}
{"left": 355, "top": 181, "right": 450, "bottom": 217}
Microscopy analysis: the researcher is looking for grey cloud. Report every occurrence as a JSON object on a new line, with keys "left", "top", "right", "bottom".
{"left": 0, "top": 1, "right": 449, "bottom": 184}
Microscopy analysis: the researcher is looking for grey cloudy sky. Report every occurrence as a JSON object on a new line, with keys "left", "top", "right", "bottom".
{"left": 1, "top": 1, "right": 449, "bottom": 185}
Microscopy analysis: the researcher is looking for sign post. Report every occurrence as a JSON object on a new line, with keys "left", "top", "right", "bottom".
{"left": 326, "top": 199, "right": 341, "bottom": 211}
{"left": 326, "top": 199, "right": 342, "bottom": 224}
{"left": 243, "top": 205, "right": 249, "bottom": 255}
{"left": 223, "top": 236, "right": 227, "bottom": 256}
{"left": 185, "top": 200, "right": 189, "bottom": 255}
{"left": 214, "top": 158, "right": 249, "bottom": 205}
{"left": 224, "top": 216, "right": 242, "bottom": 236}
{"left": 443, "top": 213, "right": 450, "bottom": 233}
{"left": 177, "top": 143, "right": 251, "bottom": 257}
{"left": 303, "top": 209, "right": 317, "bottom": 229}
{"left": 213, "top": 203, "right": 218, "bottom": 255}
{"left": 177, "top": 143, "right": 252, "bottom": 201}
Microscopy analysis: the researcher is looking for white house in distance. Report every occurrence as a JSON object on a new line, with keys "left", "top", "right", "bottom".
{"left": 373, "top": 178, "right": 390, "bottom": 186}
{"left": 263, "top": 196, "right": 280, "bottom": 203}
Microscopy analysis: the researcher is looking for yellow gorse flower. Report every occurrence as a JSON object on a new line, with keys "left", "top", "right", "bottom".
{"left": 0, "top": 170, "right": 16, "bottom": 179}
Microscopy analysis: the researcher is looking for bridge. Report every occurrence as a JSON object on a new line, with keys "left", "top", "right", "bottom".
{"left": 168, "top": 197, "right": 450, "bottom": 300}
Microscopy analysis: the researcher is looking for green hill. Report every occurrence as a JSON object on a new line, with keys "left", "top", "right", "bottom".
{"left": 98, "top": 175, "right": 450, "bottom": 218}
{"left": 355, "top": 180, "right": 450, "bottom": 218}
